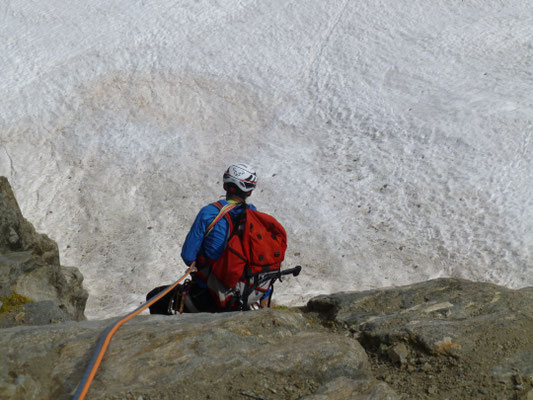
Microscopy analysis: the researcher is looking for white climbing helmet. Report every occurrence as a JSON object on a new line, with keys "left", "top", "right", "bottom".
{"left": 223, "top": 163, "right": 258, "bottom": 192}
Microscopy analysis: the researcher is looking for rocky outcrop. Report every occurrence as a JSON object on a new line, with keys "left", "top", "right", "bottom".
{"left": 0, "top": 177, "right": 88, "bottom": 326}
{"left": 0, "top": 309, "right": 397, "bottom": 400}
{"left": 307, "top": 278, "right": 533, "bottom": 399}
{"left": 0, "top": 177, "right": 58, "bottom": 263}
{"left": 1, "top": 279, "right": 533, "bottom": 399}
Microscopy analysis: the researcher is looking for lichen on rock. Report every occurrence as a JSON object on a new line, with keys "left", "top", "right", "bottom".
{"left": 0, "top": 291, "right": 34, "bottom": 313}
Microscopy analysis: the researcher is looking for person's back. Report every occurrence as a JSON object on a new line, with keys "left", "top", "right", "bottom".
{"left": 146, "top": 162, "right": 290, "bottom": 315}
{"left": 180, "top": 163, "right": 270, "bottom": 311}
{"left": 181, "top": 199, "right": 256, "bottom": 269}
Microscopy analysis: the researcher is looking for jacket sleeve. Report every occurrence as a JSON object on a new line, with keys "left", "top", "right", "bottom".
{"left": 181, "top": 204, "right": 218, "bottom": 266}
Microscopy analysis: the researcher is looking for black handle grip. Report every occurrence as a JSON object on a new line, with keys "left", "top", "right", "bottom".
{"left": 257, "top": 265, "right": 302, "bottom": 285}
{"left": 287, "top": 265, "right": 302, "bottom": 277}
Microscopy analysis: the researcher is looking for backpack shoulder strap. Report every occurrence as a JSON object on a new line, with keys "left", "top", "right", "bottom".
{"left": 205, "top": 201, "right": 238, "bottom": 237}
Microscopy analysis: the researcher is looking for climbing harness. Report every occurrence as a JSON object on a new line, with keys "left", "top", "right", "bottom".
{"left": 73, "top": 263, "right": 197, "bottom": 400}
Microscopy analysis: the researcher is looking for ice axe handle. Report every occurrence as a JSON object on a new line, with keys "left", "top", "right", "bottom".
{"left": 259, "top": 265, "right": 302, "bottom": 285}
{"left": 287, "top": 265, "right": 302, "bottom": 277}
{"left": 277, "top": 265, "right": 302, "bottom": 281}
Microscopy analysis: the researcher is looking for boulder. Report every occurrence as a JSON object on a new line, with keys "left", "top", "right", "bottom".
{"left": 307, "top": 278, "right": 533, "bottom": 399}
{"left": 0, "top": 177, "right": 88, "bottom": 325}
{"left": 0, "top": 308, "right": 397, "bottom": 400}
{"left": 0, "top": 299, "right": 73, "bottom": 329}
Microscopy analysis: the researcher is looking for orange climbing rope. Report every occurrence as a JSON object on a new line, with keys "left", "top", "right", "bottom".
{"left": 73, "top": 263, "right": 197, "bottom": 400}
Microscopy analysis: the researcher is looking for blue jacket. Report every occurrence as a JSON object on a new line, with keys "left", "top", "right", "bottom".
{"left": 181, "top": 200, "right": 257, "bottom": 266}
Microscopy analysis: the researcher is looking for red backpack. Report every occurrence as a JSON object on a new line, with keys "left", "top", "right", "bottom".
{"left": 206, "top": 202, "right": 287, "bottom": 309}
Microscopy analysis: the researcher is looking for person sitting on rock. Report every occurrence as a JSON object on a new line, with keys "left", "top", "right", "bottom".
{"left": 180, "top": 163, "right": 272, "bottom": 312}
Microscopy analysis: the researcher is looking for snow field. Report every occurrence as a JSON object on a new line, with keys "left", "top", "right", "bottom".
{"left": 1, "top": 0, "right": 532, "bottom": 318}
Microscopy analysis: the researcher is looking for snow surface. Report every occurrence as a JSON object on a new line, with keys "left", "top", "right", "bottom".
{"left": 1, "top": 0, "right": 532, "bottom": 319}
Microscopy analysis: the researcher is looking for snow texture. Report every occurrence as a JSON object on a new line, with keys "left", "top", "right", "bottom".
{"left": 1, "top": 0, "right": 532, "bottom": 319}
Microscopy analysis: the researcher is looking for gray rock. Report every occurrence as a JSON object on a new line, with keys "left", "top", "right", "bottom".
{"left": 386, "top": 343, "right": 408, "bottom": 365}
{"left": 300, "top": 377, "right": 399, "bottom": 400}
{"left": 0, "top": 177, "right": 88, "bottom": 322}
{"left": 8, "top": 227, "right": 19, "bottom": 245}
{"left": 0, "top": 177, "right": 59, "bottom": 263}
{"left": 0, "top": 252, "right": 87, "bottom": 321}
{"left": 307, "top": 278, "right": 533, "bottom": 399}
{"left": 0, "top": 309, "right": 395, "bottom": 399}
{"left": 0, "top": 300, "right": 73, "bottom": 328}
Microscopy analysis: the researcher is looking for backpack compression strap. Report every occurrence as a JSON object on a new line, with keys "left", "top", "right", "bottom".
{"left": 205, "top": 201, "right": 239, "bottom": 237}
